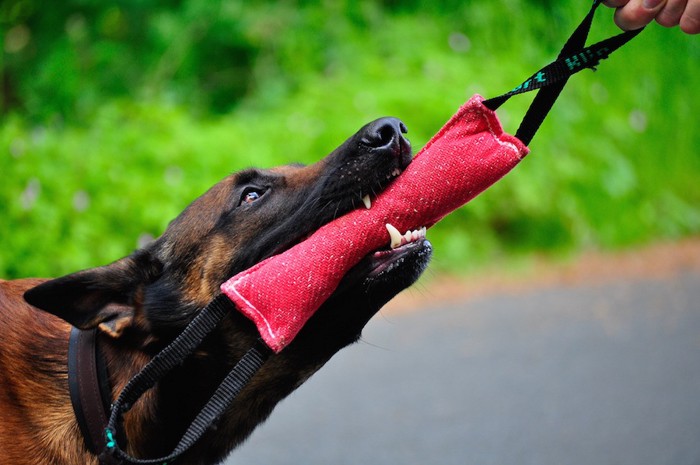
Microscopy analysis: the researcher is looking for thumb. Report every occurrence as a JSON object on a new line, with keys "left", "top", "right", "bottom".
{"left": 614, "top": 0, "right": 668, "bottom": 30}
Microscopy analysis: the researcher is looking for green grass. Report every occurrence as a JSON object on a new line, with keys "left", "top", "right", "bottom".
{"left": 2, "top": 1, "right": 699, "bottom": 279}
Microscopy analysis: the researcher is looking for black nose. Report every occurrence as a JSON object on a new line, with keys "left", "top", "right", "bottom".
{"left": 361, "top": 117, "right": 409, "bottom": 152}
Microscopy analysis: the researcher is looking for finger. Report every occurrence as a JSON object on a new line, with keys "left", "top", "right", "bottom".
{"left": 679, "top": 0, "right": 700, "bottom": 33}
{"left": 655, "top": 0, "right": 687, "bottom": 27}
{"left": 614, "top": 0, "right": 669, "bottom": 30}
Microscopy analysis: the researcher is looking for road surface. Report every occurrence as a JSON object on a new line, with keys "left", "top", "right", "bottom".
{"left": 226, "top": 268, "right": 700, "bottom": 465}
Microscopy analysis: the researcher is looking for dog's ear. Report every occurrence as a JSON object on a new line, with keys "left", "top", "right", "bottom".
{"left": 23, "top": 249, "right": 163, "bottom": 337}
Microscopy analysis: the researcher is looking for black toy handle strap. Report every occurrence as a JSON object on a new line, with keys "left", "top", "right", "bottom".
{"left": 483, "top": 0, "right": 644, "bottom": 146}
{"left": 103, "top": 295, "right": 272, "bottom": 465}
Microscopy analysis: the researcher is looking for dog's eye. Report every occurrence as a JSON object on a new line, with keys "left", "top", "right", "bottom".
{"left": 242, "top": 192, "right": 260, "bottom": 204}
{"left": 239, "top": 188, "right": 265, "bottom": 206}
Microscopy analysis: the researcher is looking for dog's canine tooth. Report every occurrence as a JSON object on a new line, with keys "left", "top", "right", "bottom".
{"left": 386, "top": 225, "right": 428, "bottom": 249}
{"left": 362, "top": 195, "right": 372, "bottom": 210}
{"left": 386, "top": 223, "right": 403, "bottom": 249}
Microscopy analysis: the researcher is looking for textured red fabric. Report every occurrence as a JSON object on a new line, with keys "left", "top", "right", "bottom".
{"left": 221, "top": 95, "right": 529, "bottom": 352}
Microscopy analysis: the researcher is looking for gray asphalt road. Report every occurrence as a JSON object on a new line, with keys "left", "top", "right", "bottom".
{"left": 226, "top": 271, "right": 700, "bottom": 465}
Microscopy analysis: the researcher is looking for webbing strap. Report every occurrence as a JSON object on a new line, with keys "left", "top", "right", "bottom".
{"left": 103, "top": 295, "right": 272, "bottom": 464}
{"left": 484, "top": 0, "right": 643, "bottom": 145}
{"left": 68, "top": 327, "right": 111, "bottom": 455}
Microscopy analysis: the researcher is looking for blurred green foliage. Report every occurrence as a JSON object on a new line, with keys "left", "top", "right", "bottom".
{"left": 1, "top": 0, "right": 699, "bottom": 278}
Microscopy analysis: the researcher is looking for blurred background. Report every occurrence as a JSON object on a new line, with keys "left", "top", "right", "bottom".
{"left": 2, "top": 0, "right": 698, "bottom": 279}
{"left": 3, "top": 2, "right": 700, "bottom": 465}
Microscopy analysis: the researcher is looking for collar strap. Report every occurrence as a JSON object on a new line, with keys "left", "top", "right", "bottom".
{"left": 68, "top": 327, "right": 112, "bottom": 457}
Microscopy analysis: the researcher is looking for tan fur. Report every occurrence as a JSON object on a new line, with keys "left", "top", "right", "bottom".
{"left": 270, "top": 160, "right": 325, "bottom": 188}
{"left": 0, "top": 279, "right": 96, "bottom": 465}
{"left": 184, "top": 234, "right": 239, "bottom": 307}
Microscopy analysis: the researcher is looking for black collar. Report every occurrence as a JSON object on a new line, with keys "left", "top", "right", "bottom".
{"left": 68, "top": 327, "right": 113, "bottom": 459}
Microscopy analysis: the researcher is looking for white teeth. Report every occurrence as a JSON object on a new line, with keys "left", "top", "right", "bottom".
{"left": 392, "top": 168, "right": 401, "bottom": 177}
{"left": 362, "top": 195, "right": 372, "bottom": 210}
{"left": 385, "top": 223, "right": 427, "bottom": 249}
{"left": 386, "top": 223, "right": 403, "bottom": 249}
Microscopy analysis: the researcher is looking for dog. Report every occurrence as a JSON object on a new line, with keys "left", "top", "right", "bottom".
{"left": 0, "top": 117, "right": 432, "bottom": 465}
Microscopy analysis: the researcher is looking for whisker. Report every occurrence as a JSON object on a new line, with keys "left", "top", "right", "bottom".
{"left": 358, "top": 336, "right": 391, "bottom": 352}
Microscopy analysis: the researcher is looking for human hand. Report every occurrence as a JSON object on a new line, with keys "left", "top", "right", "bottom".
{"left": 603, "top": 0, "right": 700, "bottom": 34}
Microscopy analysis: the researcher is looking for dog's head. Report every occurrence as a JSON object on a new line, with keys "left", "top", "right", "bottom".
{"left": 24, "top": 117, "right": 433, "bottom": 460}
{"left": 24, "top": 117, "right": 431, "bottom": 347}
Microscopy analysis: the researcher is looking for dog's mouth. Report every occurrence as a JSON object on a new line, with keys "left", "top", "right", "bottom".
{"left": 264, "top": 118, "right": 413, "bottom": 261}
{"left": 369, "top": 224, "right": 429, "bottom": 275}
{"left": 359, "top": 167, "right": 402, "bottom": 210}
{"left": 237, "top": 116, "right": 429, "bottom": 303}
{"left": 360, "top": 223, "right": 432, "bottom": 285}
{"left": 314, "top": 118, "right": 430, "bottom": 286}
{"left": 333, "top": 221, "right": 432, "bottom": 301}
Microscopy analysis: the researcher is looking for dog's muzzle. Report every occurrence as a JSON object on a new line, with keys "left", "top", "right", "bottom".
{"left": 221, "top": 95, "right": 528, "bottom": 353}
